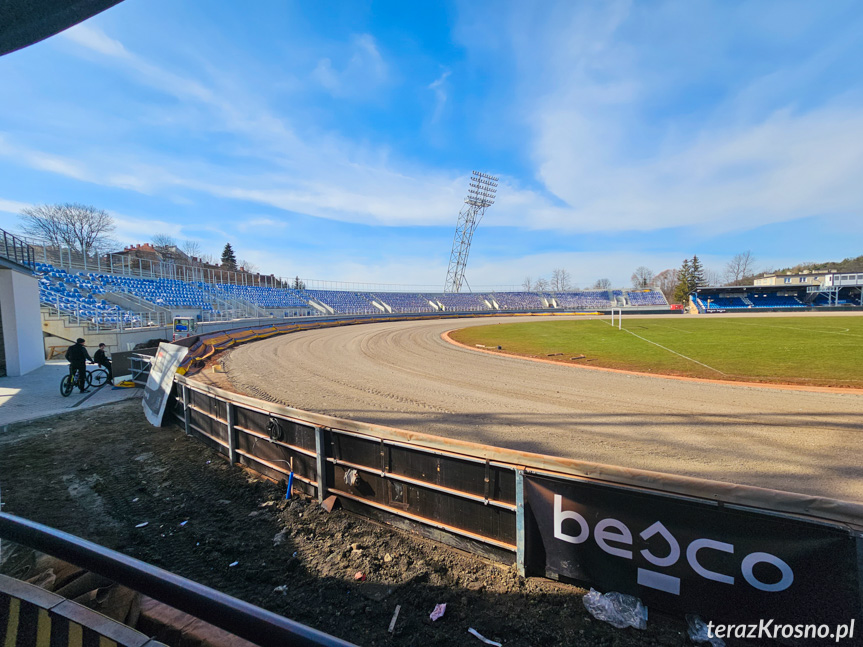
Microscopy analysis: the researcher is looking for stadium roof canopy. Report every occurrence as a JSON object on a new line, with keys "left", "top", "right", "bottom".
{"left": 0, "top": 0, "right": 123, "bottom": 57}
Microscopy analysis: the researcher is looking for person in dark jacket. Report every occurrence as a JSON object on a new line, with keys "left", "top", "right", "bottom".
{"left": 94, "top": 343, "right": 113, "bottom": 385}
{"left": 65, "top": 338, "right": 93, "bottom": 393}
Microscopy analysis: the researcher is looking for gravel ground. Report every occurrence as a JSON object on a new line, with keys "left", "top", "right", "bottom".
{"left": 224, "top": 314, "right": 863, "bottom": 503}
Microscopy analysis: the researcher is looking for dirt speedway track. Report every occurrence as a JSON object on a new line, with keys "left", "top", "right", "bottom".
{"left": 224, "top": 315, "right": 863, "bottom": 503}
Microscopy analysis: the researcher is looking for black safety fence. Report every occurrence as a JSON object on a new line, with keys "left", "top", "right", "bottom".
{"left": 172, "top": 376, "right": 863, "bottom": 629}
{"left": 0, "top": 228, "right": 35, "bottom": 270}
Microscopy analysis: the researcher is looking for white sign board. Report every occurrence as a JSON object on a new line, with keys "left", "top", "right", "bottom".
{"left": 143, "top": 343, "right": 188, "bottom": 426}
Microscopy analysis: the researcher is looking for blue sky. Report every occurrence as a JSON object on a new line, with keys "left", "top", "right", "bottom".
{"left": 1, "top": 0, "right": 862, "bottom": 290}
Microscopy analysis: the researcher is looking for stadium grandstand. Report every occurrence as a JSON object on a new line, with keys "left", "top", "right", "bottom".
{"left": 24, "top": 245, "right": 863, "bottom": 340}
{"left": 374, "top": 292, "right": 437, "bottom": 313}
{"left": 432, "top": 292, "right": 491, "bottom": 311}
{"left": 29, "top": 257, "right": 679, "bottom": 329}
{"left": 693, "top": 276, "right": 863, "bottom": 312}
{"left": 492, "top": 291, "right": 549, "bottom": 310}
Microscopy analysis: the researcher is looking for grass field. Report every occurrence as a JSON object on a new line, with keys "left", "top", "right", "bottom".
{"left": 449, "top": 315, "right": 863, "bottom": 388}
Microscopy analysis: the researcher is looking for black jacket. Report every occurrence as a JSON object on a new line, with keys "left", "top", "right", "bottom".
{"left": 94, "top": 349, "right": 110, "bottom": 364}
{"left": 65, "top": 343, "right": 92, "bottom": 364}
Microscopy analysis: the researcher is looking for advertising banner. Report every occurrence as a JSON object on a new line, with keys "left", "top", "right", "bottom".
{"left": 143, "top": 342, "right": 188, "bottom": 426}
{"left": 525, "top": 475, "right": 859, "bottom": 625}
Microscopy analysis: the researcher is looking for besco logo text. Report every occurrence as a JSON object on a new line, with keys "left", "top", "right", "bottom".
{"left": 553, "top": 494, "right": 793, "bottom": 595}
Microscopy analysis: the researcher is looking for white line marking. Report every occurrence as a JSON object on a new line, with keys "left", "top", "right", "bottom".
{"left": 731, "top": 321, "right": 862, "bottom": 338}
{"left": 618, "top": 327, "right": 727, "bottom": 375}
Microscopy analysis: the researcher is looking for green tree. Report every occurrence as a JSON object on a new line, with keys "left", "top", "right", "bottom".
{"left": 221, "top": 243, "right": 237, "bottom": 270}
{"left": 292, "top": 276, "right": 306, "bottom": 290}
{"left": 672, "top": 258, "right": 692, "bottom": 304}
{"left": 691, "top": 255, "right": 706, "bottom": 288}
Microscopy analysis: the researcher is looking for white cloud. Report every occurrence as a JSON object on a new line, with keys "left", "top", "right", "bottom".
{"left": 62, "top": 23, "right": 131, "bottom": 59}
{"left": 237, "top": 217, "right": 288, "bottom": 232}
{"left": 481, "top": 1, "right": 863, "bottom": 234}
{"left": 0, "top": 197, "right": 30, "bottom": 215}
{"left": 14, "top": 8, "right": 863, "bottom": 243}
{"left": 428, "top": 70, "right": 451, "bottom": 123}
{"left": 312, "top": 33, "right": 387, "bottom": 97}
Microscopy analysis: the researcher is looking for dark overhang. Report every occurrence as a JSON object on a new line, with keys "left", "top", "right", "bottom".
{"left": 1, "top": 0, "right": 124, "bottom": 57}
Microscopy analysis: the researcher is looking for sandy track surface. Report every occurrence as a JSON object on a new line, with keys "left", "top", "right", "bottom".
{"left": 225, "top": 315, "right": 863, "bottom": 502}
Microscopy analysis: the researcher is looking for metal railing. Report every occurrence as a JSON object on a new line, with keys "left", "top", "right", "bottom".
{"left": 0, "top": 513, "right": 356, "bottom": 647}
{"left": 1, "top": 228, "right": 35, "bottom": 269}
{"left": 40, "top": 297, "right": 171, "bottom": 330}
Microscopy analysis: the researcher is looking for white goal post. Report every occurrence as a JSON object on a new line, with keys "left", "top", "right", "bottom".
{"left": 611, "top": 308, "right": 622, "bottom": 329}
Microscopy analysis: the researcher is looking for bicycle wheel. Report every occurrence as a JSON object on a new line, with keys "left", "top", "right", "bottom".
{"left": 84, "top": 370, "right": 94, "bottom": 388}
{"left": 90, "top": 369, "right": 109, "bottom": 387}
{"left": 60, "top": 374, "right": 74, "bottom": 397}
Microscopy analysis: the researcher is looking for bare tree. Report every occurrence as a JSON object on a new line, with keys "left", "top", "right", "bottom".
{"left": 522, "top": 276, "right": 533, "bottom": 291}
{"left": 239, "top": 259, "right": 259, "bottom": 273}
{"left": 533, "top": 277, "right": 549, "bottom": 292}
{"left": 724, "top": 251, "right": 757, "bottom": 284}
{"left": 631, "top": 266, "right": 654, "bottom": 289}
{"left": 20, "top": 203, "right": 115, "bottom": 255}
{"left": 152, "top": 234, "right": 177, "bottom": 250}
{"left": 19, "top": 204, "right": 66, "bottom": 247}
{"left": 182, "top": 240, "right": 202, "bottom": 260}
{"left": 652, "top": 268, "right": 678, "bottom": 302}
{"left": 703, "top": 268, "right": 721, "bottom": 287}
{"left": 550, "top": 268, "right": 572, "bottom": 292}
{"left": 592, "top": 278, "right": 612, "bottom": 290}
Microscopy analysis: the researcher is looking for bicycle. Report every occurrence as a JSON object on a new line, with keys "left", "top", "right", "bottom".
{"left": 60, "top": 364, "right": 110, "bottom": 397}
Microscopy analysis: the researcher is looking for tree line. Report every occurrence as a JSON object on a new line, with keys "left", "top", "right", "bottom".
{"left": 522, "top": 269, "right": 614, "bottom": 292}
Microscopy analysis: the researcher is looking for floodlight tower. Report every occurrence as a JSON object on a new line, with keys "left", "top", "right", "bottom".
{"left": 444, "top": 171, "right": 498, "bottom": 293}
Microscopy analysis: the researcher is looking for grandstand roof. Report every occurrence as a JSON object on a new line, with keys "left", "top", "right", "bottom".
{"left": 0, "top": 0, "right": 124, "bottom": 57}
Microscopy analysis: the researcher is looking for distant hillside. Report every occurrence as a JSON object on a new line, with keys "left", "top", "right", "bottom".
{"left": 771, "top": 255, "right": 863, "bottom": 275}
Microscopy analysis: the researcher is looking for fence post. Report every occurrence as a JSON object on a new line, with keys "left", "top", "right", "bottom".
{"left": 226, "top": 402, "right": 237, "bottom": 464}
{"left": 515, "top": 468, "right": 526, "bottom": 577}
{"left": 856, "top": 533, "right": 863, "bottom": 622}
{"left": 182, "top": 384, "right": 191, "bottom": 436}
{"left": 315, "top": 426, "right": 327, "bottom": 503}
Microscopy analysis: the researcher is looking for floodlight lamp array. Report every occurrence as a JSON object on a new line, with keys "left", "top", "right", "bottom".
{"left": 465, "top": 170, "right": 499, "bottom": 208}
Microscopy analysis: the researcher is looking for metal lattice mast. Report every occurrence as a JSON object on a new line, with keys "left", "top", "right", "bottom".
{"left": 444, "top": 171, "right": 498, "bottom": 293}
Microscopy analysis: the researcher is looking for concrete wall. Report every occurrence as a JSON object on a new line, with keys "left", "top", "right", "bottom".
{"left": 0, "top": 269, "right": 45, "bottom": 376}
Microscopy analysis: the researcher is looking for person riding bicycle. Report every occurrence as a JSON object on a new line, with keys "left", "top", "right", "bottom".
{"left": 93, "top": 343, "right": 114, "bottom": 385}
{"left": 65, "top": 338, "right": 93, "bottom": 393}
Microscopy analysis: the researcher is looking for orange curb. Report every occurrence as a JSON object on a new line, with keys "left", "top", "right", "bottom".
{"left": 441, "top": 330, "right": 863, "bottom": 395}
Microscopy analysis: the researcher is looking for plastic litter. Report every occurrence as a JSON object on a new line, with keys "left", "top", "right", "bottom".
{"left": 388, "top": 605, "right": 401, "bottom": 633}
{"left": 354, "top": 571, "right": 366, "bottom": 581}
{"left": 229, "top": 561, "right": 239, "bottom": 567}
{"left": 179, "top": 520, "right": 188, "bottom": 526}
{"left": 686, "top": 614, "right": 725, "bottom": 647}
{"left": 344, "top": 469, "right": 360, "bottom": 487}
{"left": 135, "top": 522, "right": 148, "bottom": 528}
{"left": 429, "top": 603, "right": 446, "bottom": 621}
{"left": 467, "top": 628, "right": 502, "bottom": 646}
{"left": 286, "top": 472, "right": 294, "bottom": 499}
{"left": 582, "top": 588, "right": 647, "bottom": 630}
{"left": 274, "top": 585, "right": 289, "bottom": 594}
